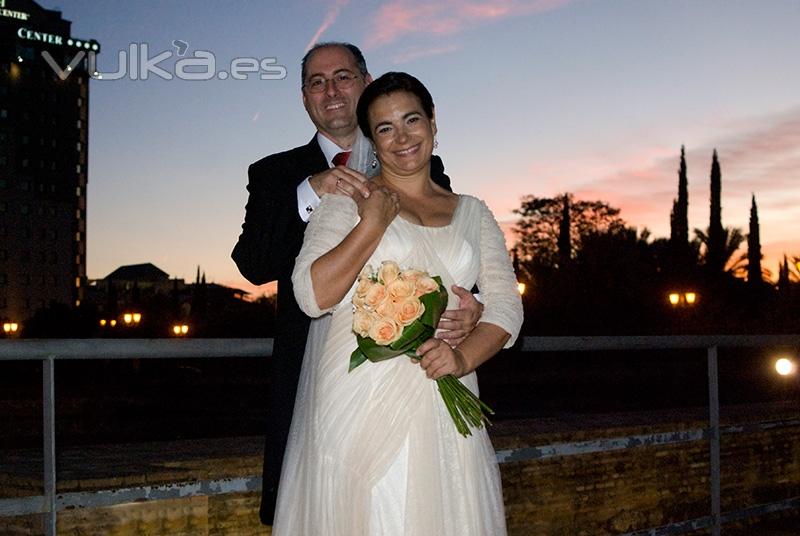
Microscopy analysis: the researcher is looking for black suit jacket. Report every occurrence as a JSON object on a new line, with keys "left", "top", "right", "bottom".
{"left": 231, "top": 135, "right": 450, "bottom": 525}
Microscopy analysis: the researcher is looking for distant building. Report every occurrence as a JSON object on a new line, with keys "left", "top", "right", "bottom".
{"left": 0, "top": 0, "right": 99, "bottom": 324}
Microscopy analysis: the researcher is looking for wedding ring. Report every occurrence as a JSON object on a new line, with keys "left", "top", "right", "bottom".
{"left": 336, "top": 178, "right": 342, "bottom": 188}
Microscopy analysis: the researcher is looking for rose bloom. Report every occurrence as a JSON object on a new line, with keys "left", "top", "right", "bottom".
{"left": 375, "top": 297, "right": 397, "bottom": 319}
{"left": 365, "top": 283, "right": 387, "bottom": 308}
{"left": 396, "top": 296, "right": 425, "bottom": 326}
{"left": 399, "top": 269, "right": 426, "bottom": 284}
{"left": 414, "top": 276, "right": 440, "bottom": 297}
{"left": 386, "top": 278, "right": 414, "bottom": 300}
{"left": 358, "top": 264, "right": 374, "bottom": 282}
{"left": 355, "top": 277, "right": 373, "bottom": 298}
{"left": 353, "top": 293, "right": 367, "bottom": 308}
{"left": 379, "top": 261, "right": 401, "bottom": 285}
{"left": 368, "top": 317, "right": 402, "bottom": 345}
{"left": 352, "top": 307, "right": 374, "bottom": 337}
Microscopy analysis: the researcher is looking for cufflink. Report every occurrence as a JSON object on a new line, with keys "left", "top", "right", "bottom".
{"left": 305, "top": 205, "right": 313, "bottom": 214}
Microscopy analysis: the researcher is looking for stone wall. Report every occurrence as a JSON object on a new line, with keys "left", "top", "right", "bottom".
{"left": 1, "top": 404, "right": 798, "bottom": 535}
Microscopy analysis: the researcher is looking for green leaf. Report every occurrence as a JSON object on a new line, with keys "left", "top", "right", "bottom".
{"left": 349, "top": 348, "right": 367, "bottom": 372}
{"left": 389, "top": 322, "right": 432, "bottom": 351}
{"left": 418, "top": 278, "right": 448, "bottom": 328}
{"left": 356, "top": 334, "right": 404, "bottom": 363}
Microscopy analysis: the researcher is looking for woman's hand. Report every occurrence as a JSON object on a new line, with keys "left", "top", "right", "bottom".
{"left": 413, "top": 338, "right": 471, "bottom": 380}
{"left": 356, "top": 183, "right": 400, "bottom": 230}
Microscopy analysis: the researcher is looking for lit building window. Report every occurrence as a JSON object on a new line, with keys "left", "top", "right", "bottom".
{"left": 75, "top": 277, "right": 81, "bottom": 288}
{"left": 75, "top": 232, "right": 81, "bottom": 242}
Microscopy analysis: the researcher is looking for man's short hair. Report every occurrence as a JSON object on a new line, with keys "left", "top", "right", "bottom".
{"left": 301, "top": 42, "right": 369, "bottom": 86}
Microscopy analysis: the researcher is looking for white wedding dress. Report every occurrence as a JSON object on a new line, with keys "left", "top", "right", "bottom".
{"left": 273, "top": 193, "right": 523, "bottom": 536}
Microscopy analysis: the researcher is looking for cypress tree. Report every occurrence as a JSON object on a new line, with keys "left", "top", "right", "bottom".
{"left": 747, "top": 194, "right": 762, "bottom": 286}
{"left": 707, "top": 149, "right": 725, "bottom": 273}
{"left": 557, "top": 194, "right": 571, "bottom": 268}
{"left": 777, "top": 255, "right": 790, "bottom": 293}
{"left": 671, "top": 145, "right": 689, "bottom": 244}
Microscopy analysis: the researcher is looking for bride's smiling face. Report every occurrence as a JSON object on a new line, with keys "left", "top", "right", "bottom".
{"left": 367, "top": 91, "right": 437, "bottom": 177}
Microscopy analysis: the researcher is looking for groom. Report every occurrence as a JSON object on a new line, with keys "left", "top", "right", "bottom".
{"left": 232, "top": 42, "right": 481, "bottom": 526}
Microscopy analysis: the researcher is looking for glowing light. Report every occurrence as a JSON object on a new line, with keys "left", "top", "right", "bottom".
{"left": 3, "top": 322, "right": 19, "bottom": 333}
{"left": 99, "top": 319, "right": 107, "bottom": 327}
{"left": 123, "top": 313, "right": 133, "bottom": 324}
{"left": 518, "top": 282, "right": 526, "bottom": 295}
{"left": 684, "top": 292, "right": 697, "bottom": 305}
{"left": 110, "top": 319, "right": 117, "bottom": 327}
{"left": 668, "top": 293, "right": 680, "bottom": 306}
{"left": 132, "top": 313, "right": 141, "bottom": 323}
{"left": 172, "top": 324, "right": 190, "bottom": 336}
{"left": 775, "top": 358, "right": 796, "bottom": 376}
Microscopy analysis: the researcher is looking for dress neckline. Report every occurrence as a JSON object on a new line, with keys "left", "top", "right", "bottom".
{"left": 397, "top": 195, "right": 463, "bottom": 230}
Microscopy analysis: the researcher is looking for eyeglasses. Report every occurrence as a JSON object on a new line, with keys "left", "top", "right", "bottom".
{"left": 303, "top": 72, "right": 361, "bottom": 93}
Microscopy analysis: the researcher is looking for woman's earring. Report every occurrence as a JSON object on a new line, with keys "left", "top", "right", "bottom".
{"left": 371, "top": 151, "right": 378, "bottom": 169}
{"left": 433, "top": 138, "right": 439, "bottom": 149}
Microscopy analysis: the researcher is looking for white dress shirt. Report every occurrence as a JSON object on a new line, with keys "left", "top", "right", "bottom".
{"left": 296, "top": 133, "right": 349, "bottom": 222}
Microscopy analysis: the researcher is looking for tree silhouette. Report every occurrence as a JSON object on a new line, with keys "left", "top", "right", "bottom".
{"left": 513, "top": 193, "right": 626, "bottom": 270}
{"left": 557, "top": 194, "right": 571, "bottom": 268}
{"left": 706, "top": 149, "right": 726, "bottom": 274}
{"left": 694, "top": 226, "right": 745, "bottom": 275}
{"left": 670, "top": 145, "right": 689, "bottom": 245}
{"left": 746, "top": 195, "right": 763, "bottom": 287}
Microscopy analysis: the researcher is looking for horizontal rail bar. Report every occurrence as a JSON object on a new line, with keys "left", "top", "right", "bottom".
{"left": 0, "top": 339, "right": 273, "bottom": 361}
{"left": 1, "top": 334, "right": 798, "bottom": 361}
{"left": 520, "top": 334, "right": 800, "bottom": 352}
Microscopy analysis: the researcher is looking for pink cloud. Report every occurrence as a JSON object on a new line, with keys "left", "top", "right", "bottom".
{"left": 391, "top": 44, "right": 461, "bottom": 64}
{"left": 306, "top": 0, "right": 351, "bottom": 52}
{"left": 365, "top": 0, "right": 574, "bottom": 49}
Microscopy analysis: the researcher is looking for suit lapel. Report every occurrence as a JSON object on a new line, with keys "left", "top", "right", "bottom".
{"left": 301, "top": 135, "right": 329, "bottom": 176}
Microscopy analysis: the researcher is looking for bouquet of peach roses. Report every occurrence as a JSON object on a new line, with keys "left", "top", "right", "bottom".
{"left": 350, "top": 260, "right": 493, "bottom": 437}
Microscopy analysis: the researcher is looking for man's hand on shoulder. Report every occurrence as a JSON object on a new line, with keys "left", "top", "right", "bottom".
{"left": 309, "top": 167, "right": 371, "bottom": 200}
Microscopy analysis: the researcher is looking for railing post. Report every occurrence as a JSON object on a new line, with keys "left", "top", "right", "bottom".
{"left": 707, "top": 345, "right": 721, "bottom": 536}
{"left": 43, "top": 356, "right": 56, "bottom": 536}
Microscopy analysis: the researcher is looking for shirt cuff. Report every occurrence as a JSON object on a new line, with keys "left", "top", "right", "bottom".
{"left": 297, "top": 177, "right": 321, "bottom": 222}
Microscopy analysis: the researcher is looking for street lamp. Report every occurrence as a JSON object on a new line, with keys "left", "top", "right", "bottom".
{"left": 123, "top": 312, "right": 142, "bottom": 326}
{"left": 668, "top": 291, "right": 698, "bottom": 307}
{"left": 775, "top": 357, "right": 796, "bottom": 377}
{"left": 3, "top": 322, "right": 19, "bottom": 334}
{"left": 172, "top": 324, "right": 189, "bottom": 336}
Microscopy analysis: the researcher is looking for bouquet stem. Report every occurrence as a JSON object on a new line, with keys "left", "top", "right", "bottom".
{"left": 436, "top": 375, "right": 494, "bottom": 437}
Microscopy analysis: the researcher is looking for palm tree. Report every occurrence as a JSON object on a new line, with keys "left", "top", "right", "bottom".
{"left": 694, "top": 226, "right": 745, "bottom": 276}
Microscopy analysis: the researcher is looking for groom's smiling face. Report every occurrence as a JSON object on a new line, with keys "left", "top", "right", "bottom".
{"left": 302, "top": 46, "right": 371, "bottom": 146}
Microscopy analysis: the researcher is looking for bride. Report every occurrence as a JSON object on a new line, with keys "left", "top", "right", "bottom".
{"left": 273, "top": 72, "right": 523, "bottom": 536}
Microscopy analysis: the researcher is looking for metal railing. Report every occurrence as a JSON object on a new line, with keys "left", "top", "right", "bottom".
{"left": 0, "top": 335, "right": 798, "bottom": 535}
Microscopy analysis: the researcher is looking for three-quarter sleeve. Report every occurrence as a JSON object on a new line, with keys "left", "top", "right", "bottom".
{"left": 292, "top": 194, "right": 359, "bottom": 318}
{"left": 476, "top": 200, "right": 524, "bottom": 348}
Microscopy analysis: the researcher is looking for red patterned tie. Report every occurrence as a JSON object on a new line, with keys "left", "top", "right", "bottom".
{"left": 332, "top": 151, "right": 351, "bottom": 167}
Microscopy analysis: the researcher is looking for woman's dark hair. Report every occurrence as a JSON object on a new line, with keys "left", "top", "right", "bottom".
{"left": 357, "top": 72, "right": 434, "bottom": 140}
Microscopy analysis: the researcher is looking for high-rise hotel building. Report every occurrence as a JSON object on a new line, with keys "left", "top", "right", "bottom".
{"left": 0, "top": 0, "right": 98, "bottom": 326}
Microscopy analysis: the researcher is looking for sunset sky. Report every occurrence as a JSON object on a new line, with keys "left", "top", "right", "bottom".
{"left": 45, "top": 0, "right": 799, "bottom": 295}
